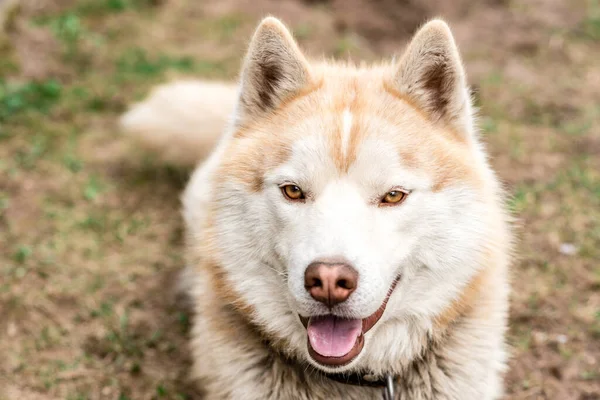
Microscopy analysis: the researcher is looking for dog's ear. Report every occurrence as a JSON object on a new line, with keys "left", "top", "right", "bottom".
{"left": 236, "top": 17, "right": 313, "bottom": 126}
{"left": 392, "top": 20, "right": 472, "bottom": 137}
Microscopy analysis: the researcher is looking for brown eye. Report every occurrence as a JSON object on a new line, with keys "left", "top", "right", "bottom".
{"left": 381, "top": 190, "right": 408, "bottom": 206}
{"left": 281, "top": 185, "right": 305, "bottom": 201}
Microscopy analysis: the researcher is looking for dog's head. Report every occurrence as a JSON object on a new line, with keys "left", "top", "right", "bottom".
{"left": 209, "top": 17, "right": 505, "bottom": 374}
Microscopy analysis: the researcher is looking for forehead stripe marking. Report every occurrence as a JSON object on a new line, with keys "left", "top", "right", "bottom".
{"left": 341, "top": 108, "right": 353, "bottom": 158}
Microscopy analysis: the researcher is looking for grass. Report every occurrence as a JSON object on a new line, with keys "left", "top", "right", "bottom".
{"left": 583, "top": 0, "right": 600, "bottom": 39}
{"left": 0, "top": 80, "right": 62, "bottom": 122}
{"left": 196, "top": 13, "right": 248, "bottom": 41}
{"left": 0, "top": 2, "right": 203, "bottom": 396}
{"left": 333, "top": 34, "right": 362, "bottom": 57}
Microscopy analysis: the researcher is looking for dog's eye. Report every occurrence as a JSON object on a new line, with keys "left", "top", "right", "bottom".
{"left": 281, "top": 185, "right": 305, "bottom": 201}
{"left": 380, "top": 190, "right": 408, "bottom": 206}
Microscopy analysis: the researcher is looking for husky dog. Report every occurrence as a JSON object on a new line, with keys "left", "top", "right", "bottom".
{"left": 121, "top": 17, "right": 512, "bottom": 400}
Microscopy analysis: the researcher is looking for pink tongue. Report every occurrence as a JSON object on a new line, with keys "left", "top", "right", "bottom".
{"left": 307, "top": 315, "right": 362, "bottom": 357}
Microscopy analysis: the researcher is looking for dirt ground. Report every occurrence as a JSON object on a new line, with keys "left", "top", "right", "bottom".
{"left": 0, "top": 0, "right": 599, "bottom": 399}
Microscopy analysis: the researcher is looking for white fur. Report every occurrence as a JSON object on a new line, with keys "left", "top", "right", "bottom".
{"left": 121, "top": 18, "right": 511, "bottom": 400}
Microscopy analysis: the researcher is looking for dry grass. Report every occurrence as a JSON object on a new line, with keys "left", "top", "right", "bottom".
{"left": 0, "top": 0, "right": 599, "bottom": 399}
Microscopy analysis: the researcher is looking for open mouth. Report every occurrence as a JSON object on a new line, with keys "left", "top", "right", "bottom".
{"left": 301, "top": 276, "right": 400, "bottom": 367}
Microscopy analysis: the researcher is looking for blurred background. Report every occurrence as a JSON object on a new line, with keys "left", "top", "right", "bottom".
{"left": 0, "top": 0, "right": 598, "bottom": 399}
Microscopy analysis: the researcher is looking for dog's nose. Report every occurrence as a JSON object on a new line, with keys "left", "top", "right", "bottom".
{"left": 304, "top": 260, "right": 358, "bottom": 307}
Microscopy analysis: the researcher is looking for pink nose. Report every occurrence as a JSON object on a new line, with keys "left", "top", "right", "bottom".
{"left": 304, "top": 260, "right": 358, "bottom": 307}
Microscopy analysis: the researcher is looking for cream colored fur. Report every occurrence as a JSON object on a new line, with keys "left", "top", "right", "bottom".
{"left": 121, "top": 17, "right": 512, "bottom": 400}
{"left": 120, "top": 80, "right": 237, "bottom": 166}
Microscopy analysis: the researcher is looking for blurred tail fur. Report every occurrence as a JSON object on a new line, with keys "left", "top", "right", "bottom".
{"left": 120, "top": 80, "right": 238, "bottom": 167}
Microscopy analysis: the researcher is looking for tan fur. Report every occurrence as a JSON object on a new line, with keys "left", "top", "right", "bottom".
{"left": 122, "top": 17, "right": 511, "bottom": 400}
{"left": 433, "top": 252, "right": 497, "bottom": 332}
{"left": 221, "top": 65, "right": 482, "bottom": 196}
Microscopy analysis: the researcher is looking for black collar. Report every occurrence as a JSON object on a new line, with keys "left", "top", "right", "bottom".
{"left": 319, "top": 370, "right": 389, "bottom": 388}
{"left": 318, "top": 370, "right": 396, "bottom": 399}
{"left": 263, "top": 340, "right": 397, "bottom": 396}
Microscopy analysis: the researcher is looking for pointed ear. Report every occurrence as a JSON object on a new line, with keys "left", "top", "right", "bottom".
{"left": 393, "top": 20, "right": 472, "bottom": 136}
{"left": 236, "top": 17, "right": 313, "bottom": 126}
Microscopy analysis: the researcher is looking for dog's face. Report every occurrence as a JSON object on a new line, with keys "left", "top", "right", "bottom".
{"left": 210, "top": 18, "right": 498, "bottom": 373}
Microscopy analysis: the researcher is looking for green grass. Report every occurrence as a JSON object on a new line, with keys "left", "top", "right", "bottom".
{"left": 76, "top": 0, "right": 157, "bottom": 15}
{"left": 12, "top": 245, "right": 32, "bottom": 264}
{"left": 507, "top": 184, "right": 534, "bottom": 214}
{"left": 0, "top": 80, "right": 62, "bottom": 123}
{"left": 583, "top": 0, "right": 600, "bottom": 39}
{"left": 196, "top": 13, "right": 248, "bottom": 41}
{"left": 333, "top": 35, "right": 360, "bottom": 57}
{"left": 116, "top": 48, "right": 195, "bottom": 78}
{"left": 1, "top": 4, "right": 199, "bottom": 393}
